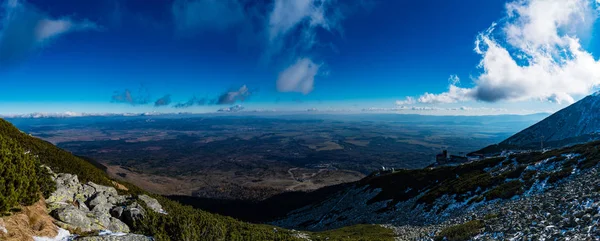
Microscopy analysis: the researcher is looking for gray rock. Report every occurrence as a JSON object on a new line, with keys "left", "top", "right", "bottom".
{"left": 47, "top": 173, "right": 80, "bottom": 204}
{"left": 88, "top": 193, "right": 108, "bottom": 208}
{"left": 88, "top": 182, "right": 119, "bottom": 198}
{"left": 92, "top": 202, "right": 114, "bottom": 214}
{"left": 122, "top": 203, "right": 146, "bottom": 227}
{"left": 75, "top": 234, "right": 152, "bottom": 241}
{"left": 52, "top": 206, "right": 93, "bottom": 232}
{"left": 138, "top": 195, "right": 165, "bottom": 214}
{"left": 110, "top": 206, "right": 125, "bottom": 219}
{"left": 107, "top": 217, "right": 130, "bottom": 233}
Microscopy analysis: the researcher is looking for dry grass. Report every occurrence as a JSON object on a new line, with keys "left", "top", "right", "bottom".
{"left": 112, "top": 180, "right": 129, "bottom": 191}
{"left": 0, "top": 198, "right": 58, "bottom": 241}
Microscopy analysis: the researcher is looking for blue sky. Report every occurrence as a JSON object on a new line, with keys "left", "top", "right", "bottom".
{"left": 0, "top": 0, "right": 599, "bottom": 115}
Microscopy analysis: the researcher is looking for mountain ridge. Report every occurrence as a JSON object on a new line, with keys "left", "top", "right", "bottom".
{"left": 475, "top": 94, "right": 600, "bottom": 154}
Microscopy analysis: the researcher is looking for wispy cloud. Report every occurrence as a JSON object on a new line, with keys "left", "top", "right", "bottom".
{"left": 173, "top": 96, "right": 207, "bottom": 108}
{"left": 268, "top": 0, "right": 346, "bottom": 94}
{"left": 402, "top": 0, "right": 600, "bottom": 105}
{"left": 216, "top": 85, "right": 251, "bottom": 105}
{"left": 168, "top": 0, "right": 357, "bottom": 95}
{"left": 154, "top": 94, "right": 172, "bottom": 107}
{"left": 111, "top": 87, "right": 151, "bottom": 106}
{"left": 0, "top": 0, "right": 99, "bottom": 67}
{"left": 276, "top": 58, "right": 320, "bottom": 94}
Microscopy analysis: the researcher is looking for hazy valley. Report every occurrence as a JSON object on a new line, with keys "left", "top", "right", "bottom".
{"left": 9, "top": 114, "right": 544, "bottom": 201}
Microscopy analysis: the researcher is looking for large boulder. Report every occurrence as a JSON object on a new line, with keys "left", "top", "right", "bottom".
{"left": 51, "top": 206, "right": 95, "bottom": 232}
{"left": 75, "top": 234, "right": 152, "bottom": 241}
{"left": 47, "top": 173, "right": 80, "bottom": 204}
{"left": 87, "top": 182, "right": 119, "bottom": 198}
{"left": 121, "top": 203, "right": 146, "bottom": 227}
{"left": 138, "top": 195, "right": 166, "bottom": 214}
{"left": 106, "top": 217, "right": 130, "bottom": 233}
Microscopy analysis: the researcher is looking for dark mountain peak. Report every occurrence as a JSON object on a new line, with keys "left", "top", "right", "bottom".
{"left": 478, "top": 93, "right": 600, "bottom": 153}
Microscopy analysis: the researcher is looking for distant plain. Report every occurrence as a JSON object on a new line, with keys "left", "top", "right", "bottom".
{"left": 10, "top": 113, "right": 547, "bottom": 200}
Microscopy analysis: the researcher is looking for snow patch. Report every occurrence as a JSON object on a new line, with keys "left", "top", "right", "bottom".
{"left": 98, "top": 230, "right": 127, "bottom": 236}
{"left": 33, "top": 227, "right": 72, "bottom": 241}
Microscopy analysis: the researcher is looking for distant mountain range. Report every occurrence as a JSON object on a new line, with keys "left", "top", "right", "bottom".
{"left": 477, "top": 92, "right": 600, "bottom": 153}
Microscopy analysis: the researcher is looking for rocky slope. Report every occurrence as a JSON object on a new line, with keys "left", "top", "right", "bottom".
{"left": 479, "top": 92, "right": 600, "bottom": 152}
{"left": 272, "top": 141, "right": 600, "bottom": 240}
{"left": 37, "top": 168, "right": 164, "bottom": 240}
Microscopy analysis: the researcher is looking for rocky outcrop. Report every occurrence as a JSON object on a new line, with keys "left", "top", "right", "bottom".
{"left": 76, "top": 233, "right": 153, "bottom": 241}
{"left": 45, "top": 172, "right": 166, "bottom": 239}
{"left": 138, "top": 195, "right": 167, "bottom": 214}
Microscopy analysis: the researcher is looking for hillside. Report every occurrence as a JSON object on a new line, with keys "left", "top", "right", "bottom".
{"left": 272, "top": 141, "right": 600, "bottom": 239}
{"left": 0, "top": 118, "right": 394, "bottom": 241}
{"left": 477, "top": 93, "right": 600, "bottom": 154}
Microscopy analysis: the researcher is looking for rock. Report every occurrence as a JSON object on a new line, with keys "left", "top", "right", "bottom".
{"left": 121, "top": 203, "right": 146, "bottom": 227}
{"left": 75, "top": 233, "right": 152, "bottom": 241}
{"left": 110, "top": 206, "right": 125, "bottom": 219}
{"left": 88, "top": 182, "right": 119, "bottom": 198}
{"left": 107, "top": 217, "right": 130, "bottom": 233}
{"left": 47, "top": 173, "right": 80, "bottom": 204}
{"left": 92, "top": 202, "right": 114, "bottom": 214}
{"left": 52, "top": 206, "right": 94, "bottom": 232}
{"left": 88, "top": 194, "right": 108, "bottom": 210}
{"left": 138, "top": 195, "right": 166, "bottom": 214}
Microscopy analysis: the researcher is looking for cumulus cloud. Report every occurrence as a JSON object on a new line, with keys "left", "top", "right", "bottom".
{"left": 171, "top": 0, "right": 245, "bottom": 34}
{"left": 0, "top": 0, "right": 99, "bottom": 67}
{"left": 407, "top": 0, "right": 600, "bottom": 105}
{"left": 216, "top": 85, "right": 251, "bottom": 105}
{"left": 173, "top": 96, "right": 207, "bottom": 108}
{"left": 111, "top": 87, "right": 151, "bottom": 106}
{"left": 154, "top": 94, "right": 172, "bottom": 107}
{"left": 417, "top": 84, "right": 474, "bottom": 104}
{"left": 276, "top": 58, "right": 320, "bottom": 94}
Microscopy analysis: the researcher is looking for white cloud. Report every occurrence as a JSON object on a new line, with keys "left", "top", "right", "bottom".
{"left": 276, "top": 58, "right": 320, "bottom": 94}
{"left": 171, "top": 0, "right": 245, "bottom": 34}
{"left": 268, "top": 0, "right": 345, "bottom": 93}
{"left": 395, "top": 96, "right": 415, "bottom": 105}
{"left": 0, "top": 0, "right": 98, "bottom": 66}
{"left": 408, "top": 0, "right": 600, "bottom": 105}
{"left": 417, "top": 84, "right": 474, "bottom": 104}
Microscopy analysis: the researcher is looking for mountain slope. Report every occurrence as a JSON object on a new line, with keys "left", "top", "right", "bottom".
{"left": 479, "top": 93, "right": 600, "bottom": 153}
{"left": 272, "top": 142, "right": 600, "bottom": 237}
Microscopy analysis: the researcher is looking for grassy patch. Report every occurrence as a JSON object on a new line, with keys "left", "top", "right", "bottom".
{"left": 309, "top": 224, "right": 396, "bottom": 241}
{"left": 547, "top": 167, "right": 573, "bottom": 183}
{"left": 484, "top": 180, "right": 523, "bottom": 200}
{"left": 435, "top": 220, "right": 484, "bottom": 241}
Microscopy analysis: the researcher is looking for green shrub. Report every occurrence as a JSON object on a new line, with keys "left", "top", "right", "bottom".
{"left": 0, "top": 135, "right": 43, "bottom": 212}
{"left": 484, "top": 180, "right": 523, "bottom": 200}
{"left": 309, "top": 224, "right": 395, "bottom": 241}
{"left": 435, "top": 220, "right": 484, "bottom": 241}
